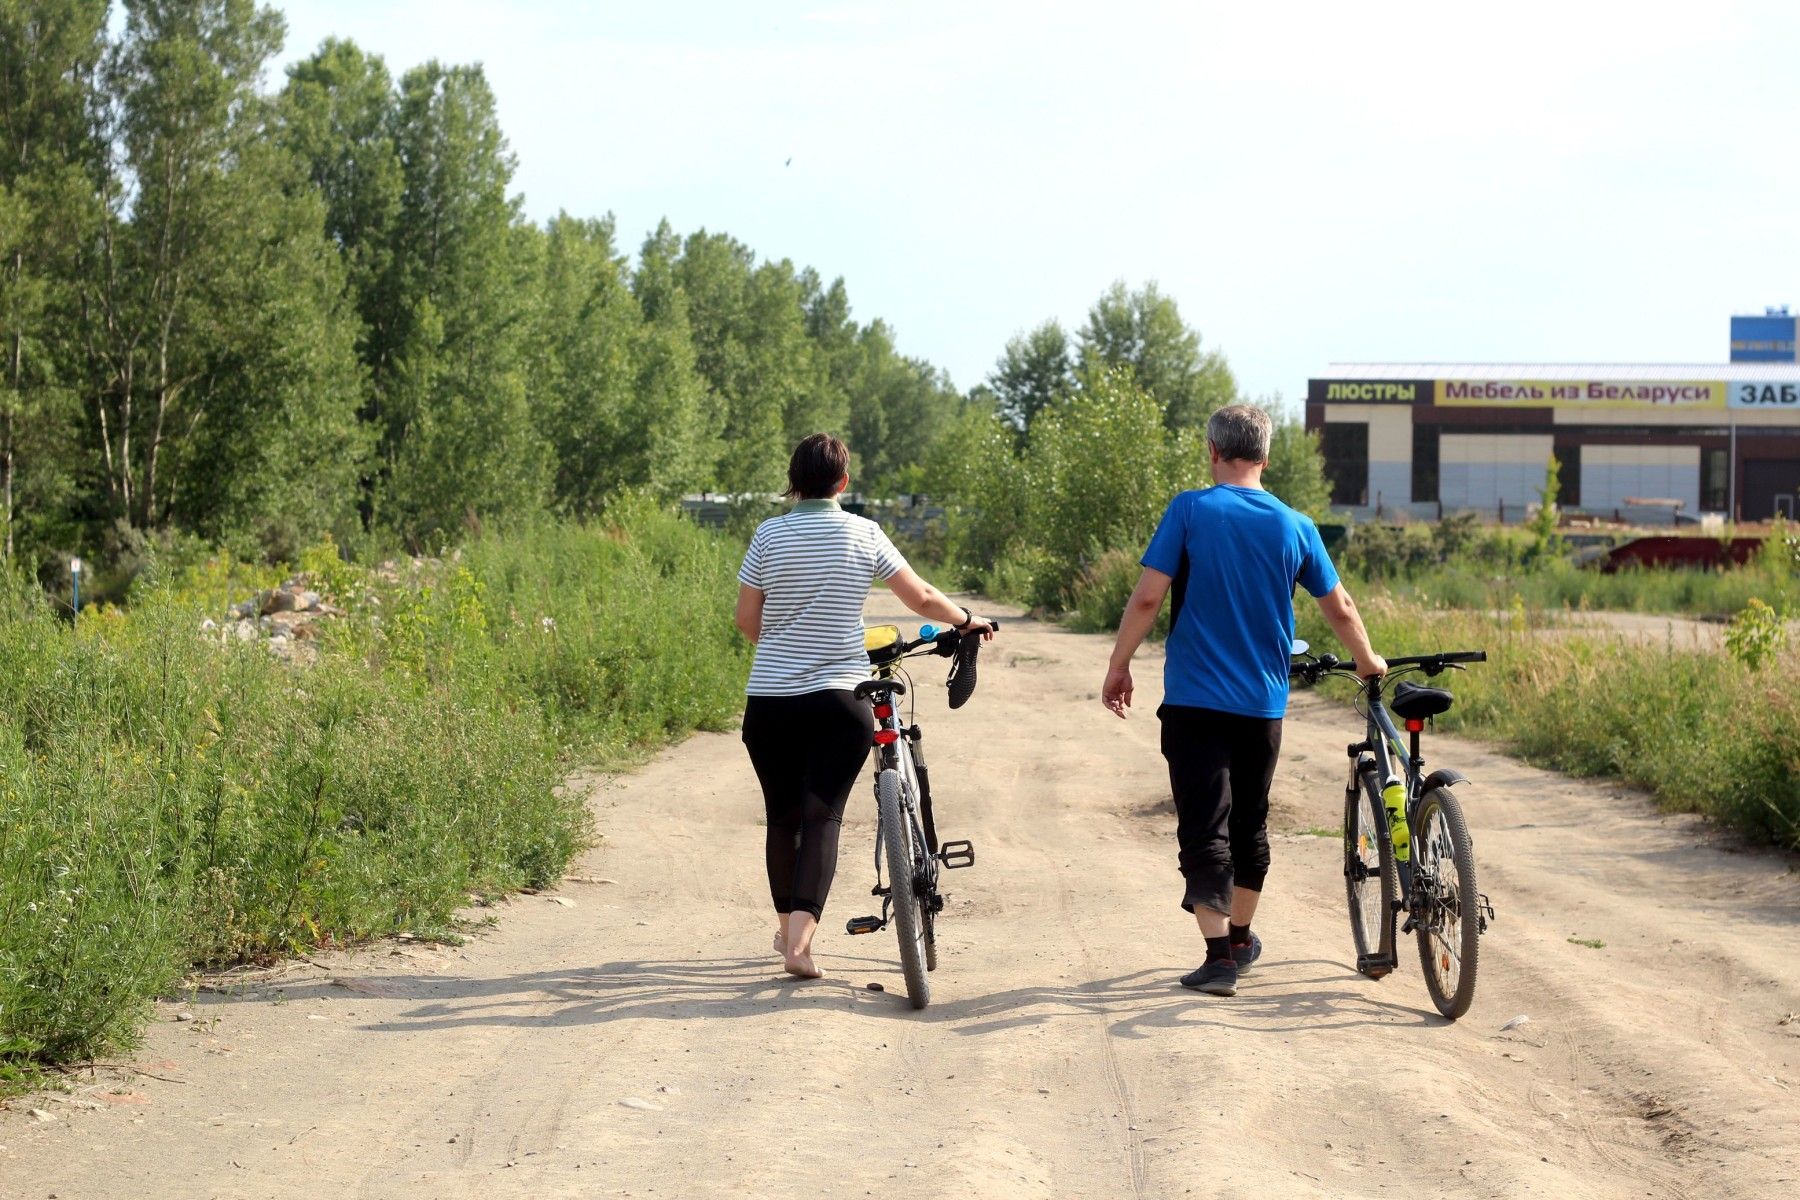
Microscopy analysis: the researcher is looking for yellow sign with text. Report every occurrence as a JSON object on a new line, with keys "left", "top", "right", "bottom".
{"left": 1434, "top": 380, "right": 1727, "bottom": 410}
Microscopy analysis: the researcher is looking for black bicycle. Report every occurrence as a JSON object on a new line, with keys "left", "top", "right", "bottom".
{"left": 1289, "top": 644, "right": 1497, "bottom": 1019}
{"left": 845, "top": 620, "right": 995, "bottom": 1009}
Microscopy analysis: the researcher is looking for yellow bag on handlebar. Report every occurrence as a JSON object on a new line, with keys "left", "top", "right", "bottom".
{"left": 864, "top": 624, "right": 902, "bottom": 666}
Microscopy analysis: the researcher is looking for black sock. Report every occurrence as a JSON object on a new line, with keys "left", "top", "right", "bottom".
{"left": 1229, "top": 923, "right": 1251, "bottom": 945}
{"left": 1204, "top": 935, "right": 1233, "bottom": 964}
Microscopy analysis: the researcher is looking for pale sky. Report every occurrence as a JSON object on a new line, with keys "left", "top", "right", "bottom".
{"left": 271, "top": 1, "right": 1800, "bottom": 409}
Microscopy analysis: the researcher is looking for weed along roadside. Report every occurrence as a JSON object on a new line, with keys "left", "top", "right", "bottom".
{"left": 0, "top": 505, "right": 750, "bottom": 1087}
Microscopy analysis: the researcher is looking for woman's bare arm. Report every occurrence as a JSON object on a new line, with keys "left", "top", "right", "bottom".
{"left": 734, "top": 584, "right": 764, "bottom": 643}
{"left": 884, "top": 568, "right": 994, "bottom": 636}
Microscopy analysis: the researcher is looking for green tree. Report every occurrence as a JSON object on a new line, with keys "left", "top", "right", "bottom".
{"left": 377, "top": 61, "right": 547, "bottom": 540}
{"left": 528, "top": 214, "right": 705, "bottom": 511}
{"left": 988, "top": 319, "right": 1071, "bottom": 441}
{"left": 0, "top": 0, "right": 106, "bottom": 563}
{"left": 277, "top": 37, "right": 402, "bottom": 384}
{"left": 674, "top": 231, "right": 805, "bottom": 493}
{"left": 1077, "top": 280, "right": 1236, "bottom": 432}
{"left": 80, "top": 0, "right": 366, "bottom": 548}
{"left": 1261, "top": 407, "right": 1331, "bottom": 518}
{"left": 1529, "top": 454, "right": 1562, "bottom": 557}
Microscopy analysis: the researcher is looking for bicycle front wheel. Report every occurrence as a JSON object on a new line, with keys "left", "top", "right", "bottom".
{"left": 876, "top": 768, "right": 930, "bottom": 1009}
{"left": 1345, "top": 766, "right": 1398, "bottom": 977}
{"left": 1414, "top": 786, "right": 1480, "bottom": 1019}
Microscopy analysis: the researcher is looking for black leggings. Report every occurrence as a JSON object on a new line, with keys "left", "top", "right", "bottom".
{"left": 742, "top": 690, "right": 874, "bottom": 920}
{"left": 1158, "top": 704, "right": 1283, "bottom": 916}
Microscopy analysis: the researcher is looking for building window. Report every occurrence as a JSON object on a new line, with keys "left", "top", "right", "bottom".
{"left": 1322, "top": 422, "right": 1368, "bottom": 506}
{"left": 1411, "top": 425, "right": 1439, "bottom": 503}
{"left": 1701, "top": 448, "right": 1729, "bottom": 512}
{"left": 1556, "top": 445, "right": 1580, "bottom": 507}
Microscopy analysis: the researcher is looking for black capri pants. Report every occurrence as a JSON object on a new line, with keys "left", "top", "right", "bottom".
{"left": 1158, "top": 704, "right": 1283, "bottom": 916}
{"left": 742, "top": 690, "right": 874, "bottom": 919}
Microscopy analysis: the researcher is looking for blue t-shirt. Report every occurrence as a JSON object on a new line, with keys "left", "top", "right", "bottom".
{"left": 1140, "top": 485, "right": 1340, "bottom": 718}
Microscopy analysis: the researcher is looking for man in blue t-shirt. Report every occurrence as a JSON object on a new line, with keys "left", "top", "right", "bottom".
{"left": 1102, "top": 404, "right": 1386, "bottom": 996}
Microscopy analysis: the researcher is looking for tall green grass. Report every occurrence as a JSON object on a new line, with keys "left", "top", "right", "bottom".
{"left": 0, "top": 503, "right": 748, "bottom": 1076}
{"left": 1293, "top": 598, "right": 1800, "bottom": 849}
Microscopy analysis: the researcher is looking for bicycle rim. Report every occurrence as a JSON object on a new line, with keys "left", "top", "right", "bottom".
{"left": 1345, "top": 769, "right": 1397, "bottom": 970}
{"left": 876, "top": 769, "right": 930, "bottom": 1009}
{"left": 1414, "top": 788, "right": 1480, "bottom": 1019}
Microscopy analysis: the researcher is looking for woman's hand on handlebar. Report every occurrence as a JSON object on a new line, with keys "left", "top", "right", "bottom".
{"left": 958, "top": 613, "right": 997, "bottom": 641}
{"left": 1356, "top": 652, "right": 1389, "bottom": 679}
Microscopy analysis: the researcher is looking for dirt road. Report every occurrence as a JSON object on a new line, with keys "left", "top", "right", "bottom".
{"left": 6, "top": 592, "right": 1799, "bottom": 1199}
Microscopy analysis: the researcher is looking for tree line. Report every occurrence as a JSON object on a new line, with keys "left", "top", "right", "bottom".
{"left": 1, "top": 0, "right": 1325, "bottom": 590}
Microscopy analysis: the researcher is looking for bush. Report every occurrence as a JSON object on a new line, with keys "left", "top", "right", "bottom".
{"left": 1069, "top": 547, "right": 1166, "bottom": 636}
{"left": 0, "top": 505, "right": 747, "bottom": 1072}
{"left": 937, "top": 372, "right": 1205, "bottom": 608}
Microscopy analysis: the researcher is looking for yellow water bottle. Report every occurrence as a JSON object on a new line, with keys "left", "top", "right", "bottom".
{"left": 1383, "top": 777, "right": 1411, "bottom": 863}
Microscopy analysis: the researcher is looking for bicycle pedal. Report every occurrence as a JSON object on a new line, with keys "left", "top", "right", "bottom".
{"left": 845, "top": 915, "right": 885, "bottom": 936}
{"left": 936, "top": 839, "right": 975, "bottom": 869}
{"left": 1356, "top": 953, "right": 1396, "bottom": 979}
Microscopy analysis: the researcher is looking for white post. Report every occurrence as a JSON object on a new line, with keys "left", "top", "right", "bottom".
{"left": 1729, "top": 415, "right": 1738, "bottom": 521}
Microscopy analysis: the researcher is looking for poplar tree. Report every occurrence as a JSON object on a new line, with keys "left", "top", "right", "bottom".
{"left": 377, "top": 61, "right": 547, "bottom": 540}
{"left": 0, "top": 0, "right": 105, "bottom": 561}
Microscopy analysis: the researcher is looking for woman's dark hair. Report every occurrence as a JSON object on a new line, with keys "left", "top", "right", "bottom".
{"left": 786, "top": 433, "right": 850, "bottom": 499}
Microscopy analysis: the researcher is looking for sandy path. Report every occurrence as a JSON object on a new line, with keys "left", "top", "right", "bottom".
{"left": 4, "top": 592, "right": 1798, "bottom": 1199}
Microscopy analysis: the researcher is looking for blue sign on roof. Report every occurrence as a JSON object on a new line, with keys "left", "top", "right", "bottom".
{"left": 1730, "top": 314, "right": 1797, "bottom": 363}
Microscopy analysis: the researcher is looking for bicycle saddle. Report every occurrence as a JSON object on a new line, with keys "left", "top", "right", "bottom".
{"left": 1390, "top": 680, "right": 1454, "bottom": 720}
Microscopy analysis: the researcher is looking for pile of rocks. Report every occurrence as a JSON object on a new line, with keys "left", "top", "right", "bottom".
{"left": 202, "top": 577, "right": 345, "bottom": 662}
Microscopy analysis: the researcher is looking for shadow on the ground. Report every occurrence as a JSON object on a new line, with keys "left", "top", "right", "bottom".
{"left": 340, "top": 955, "right": 1443, "bottom": 1039}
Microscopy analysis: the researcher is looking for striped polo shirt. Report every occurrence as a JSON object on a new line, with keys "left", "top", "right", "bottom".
{"left": 738, "top": 498, "right": 910, "bottom": 696}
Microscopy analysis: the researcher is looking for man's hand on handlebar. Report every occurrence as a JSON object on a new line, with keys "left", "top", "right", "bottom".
{"left": 1356, "top": 652, "right": 1389, "bottom": 679}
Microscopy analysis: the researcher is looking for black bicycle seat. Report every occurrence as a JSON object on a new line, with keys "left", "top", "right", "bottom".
{"left": 1391, "top": 681, "right": 1454, "bottom": 720}
{"left": 853, "top": 678, "right": 906, "bottom": 701}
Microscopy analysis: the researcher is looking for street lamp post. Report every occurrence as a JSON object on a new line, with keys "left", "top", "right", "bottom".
{"left": 70, "top": 556, "right": 82, "bottom": 619}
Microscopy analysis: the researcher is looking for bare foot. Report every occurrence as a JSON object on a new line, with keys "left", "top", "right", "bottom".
{"left": 782, "top": 951, "right": 823, "bottom": 979}
{"left": 773, "top": 929, "right": 786, "bottom": 956}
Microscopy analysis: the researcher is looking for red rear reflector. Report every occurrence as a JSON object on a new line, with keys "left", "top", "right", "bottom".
{"left": 872, "top": 703, "right": 893, "bottom": 719}
{"left": 1405, "top": 718, "right": 1425, "bottom": 732}
{"left": 873, "top": 730, "right": 899, "bottom": 745}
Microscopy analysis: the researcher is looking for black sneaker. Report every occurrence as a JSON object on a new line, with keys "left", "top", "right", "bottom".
{"left": 1180, "top": 959, "right": 1238, "bottom": 996}
{"left": 1231, "top": 930, "right": 1263, "bottom": 972}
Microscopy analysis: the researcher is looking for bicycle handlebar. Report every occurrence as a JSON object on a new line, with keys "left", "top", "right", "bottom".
{"left": 890, "top": 619, "right": 1000, "bottom": 709}
{"left": 1289, "top": 648, "right": 1486, "bottom": 683}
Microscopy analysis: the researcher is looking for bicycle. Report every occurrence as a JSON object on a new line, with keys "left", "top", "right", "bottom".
{"left": 1288, "top": 644, "right": 1497, "bottom": 1020}
{"left": 844, "top": 620, "right": 997, "bottom": 1010}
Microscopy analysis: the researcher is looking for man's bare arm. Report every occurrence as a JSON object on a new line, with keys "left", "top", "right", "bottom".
{"left": 1101, "top": 567, "right": 1173, "bottom": 717}
{"left": 1313, "top": 584, "right": 1386, "bottom": 678}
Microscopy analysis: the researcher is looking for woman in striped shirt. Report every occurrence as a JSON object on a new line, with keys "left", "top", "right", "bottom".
{"left": 735, "top": 434, "right": 995, "bottom": 979}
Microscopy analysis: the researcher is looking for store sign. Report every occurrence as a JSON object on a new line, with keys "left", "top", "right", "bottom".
{"left": 1308, "top": 379, "right": 1430, "bottom": 404}
{"left": 1435, "top": 380, "right": 1727, "bottom": 409}
{"left": 1731, "top": 381, "right": 1800, "bottom": 408}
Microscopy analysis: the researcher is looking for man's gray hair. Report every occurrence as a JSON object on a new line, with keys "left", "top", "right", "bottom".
{"left": 1207, "top": 404, "right": 1272, "bottom": 464}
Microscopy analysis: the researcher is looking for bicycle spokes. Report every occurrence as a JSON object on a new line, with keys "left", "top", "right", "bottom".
{"left": 1418, "top": 808, "right": 1464, "bottom": 995}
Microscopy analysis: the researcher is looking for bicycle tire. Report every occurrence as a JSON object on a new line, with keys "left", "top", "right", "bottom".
{"left": 1414, "top": 786, "right": 1480, "bottom": 1019}
{"left": 1345, "top": 766, "right": 1398, "bottom": 976}
{"left": 876, "top": 768, "right": 930, "bottom": 1009}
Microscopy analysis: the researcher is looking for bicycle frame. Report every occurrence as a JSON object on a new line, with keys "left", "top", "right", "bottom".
{"left": 1326, "top": 660, "right": 1482, "bottom": 976}
{"left": 849, "top": 625, "right": 980, "bottom": 935}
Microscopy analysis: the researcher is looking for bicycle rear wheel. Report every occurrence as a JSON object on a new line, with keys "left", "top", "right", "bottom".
{"left": 1414, "top": 786, "right": 1480, "bottom": 1019}
{"left": 876, "top": 768, "right": 930, "bottom": 1009}
{"left": 1345, "top": 766, "right": 1398, "bottom": 977}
